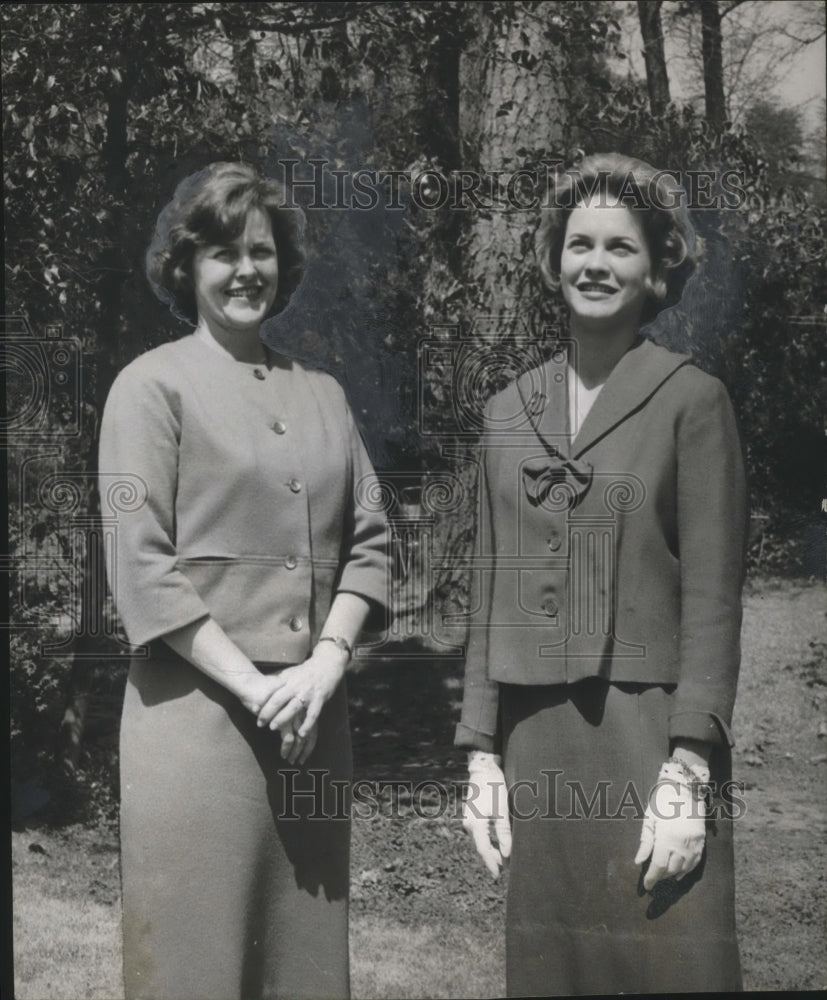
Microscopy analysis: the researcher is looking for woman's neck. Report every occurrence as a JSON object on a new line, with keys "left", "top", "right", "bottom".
{"left": 194, "top": 322, "right": 267, "bottom": 364}
{"left": 568, "top": 319, "right": 640, "bottom": 389}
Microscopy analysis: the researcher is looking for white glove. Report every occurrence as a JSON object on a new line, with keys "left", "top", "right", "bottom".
{"left": 635, "top": 759, "right": 709, "bottom": 891}
{"left": 463, "top": 750, "right": 512, "bottom": 878}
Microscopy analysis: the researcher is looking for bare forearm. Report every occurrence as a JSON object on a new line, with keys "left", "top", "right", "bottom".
{"left": 252, "top": 592, "right": 375, "bottom": 744}
{"left": 161, "top": 593, "right": 373, "bottom": 724}
{"left": 162, "top": 616, "right": 261, "bottom": 702}
{"left": 317, "top": 591, "right": 372, "bottom": 655}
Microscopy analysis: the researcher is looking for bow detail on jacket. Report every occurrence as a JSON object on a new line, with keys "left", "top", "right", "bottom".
{"left": 521, "top": 451, "right": 593, "bottom": 510}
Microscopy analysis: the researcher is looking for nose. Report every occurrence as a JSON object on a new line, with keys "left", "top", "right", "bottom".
{"left": 583, "top": 248, "right": 609, "bottom": 276}
{"left": 235, "top": 251, "right": 255, "bottom": 277}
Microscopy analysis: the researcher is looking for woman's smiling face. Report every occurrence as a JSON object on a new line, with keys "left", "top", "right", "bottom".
{"left": 192, "top": 207, "right": 279, "bottom": 337}
{"left": 560, "top": 195, "right": 656, "bottom": 332}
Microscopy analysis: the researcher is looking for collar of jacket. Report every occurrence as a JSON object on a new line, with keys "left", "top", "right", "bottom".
{"left": 515, "top": 337, "right": 691, "bottom": 460}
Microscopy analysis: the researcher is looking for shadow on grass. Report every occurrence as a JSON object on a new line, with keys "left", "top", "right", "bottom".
{"left": 348, "top": 645, "right": 468, "bottom": 787}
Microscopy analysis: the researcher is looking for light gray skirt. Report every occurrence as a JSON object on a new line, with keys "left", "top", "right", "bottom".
{"left": 120, "top": 652, "right": 351, "bottom": 1000}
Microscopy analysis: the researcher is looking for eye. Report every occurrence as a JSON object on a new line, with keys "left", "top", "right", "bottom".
{"left": 565, "top": 237, "right": 590, "bottom": 252}
{"left": 213, "top": 247, "right": 234, "bottom": 261}
{"left": 609, "top": 241, "right": 637, "bottom": 256}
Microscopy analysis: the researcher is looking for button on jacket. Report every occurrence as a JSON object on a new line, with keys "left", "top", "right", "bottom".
{"left": 99, "top": 334, "right": 388, "bottom": 663}
{"left": 456, "top": 338, "right": 747, "bottom": 752}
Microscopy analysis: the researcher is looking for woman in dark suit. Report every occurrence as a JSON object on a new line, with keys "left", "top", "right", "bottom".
{"left": 457, "top": 153, "right": 746, "bottom": 995}
{"left": 99, "top": 162, "right": 387, "bottom": 999}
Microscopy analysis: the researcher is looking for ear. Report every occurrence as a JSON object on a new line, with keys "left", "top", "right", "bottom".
{"left": 172, "top": 261, "right": 193, "bottom": 293}
{"left": 646, "top": 271, "right": 667, "bottom": 302}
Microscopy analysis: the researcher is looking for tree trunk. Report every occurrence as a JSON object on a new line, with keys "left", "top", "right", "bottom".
{"left": 427, "top": 1, "right": 569, "bottom": 636}
{"left": 700, "top": 0, "right": 726, "bottom": 129}
{"left": 462, "top": 2, "right": 567, "bottom": 330}
{"left": 637, "top": 0, "right": 671, "bottom": 116}
{"left": 418, "top": 13, "right": 466, "bottom": 315}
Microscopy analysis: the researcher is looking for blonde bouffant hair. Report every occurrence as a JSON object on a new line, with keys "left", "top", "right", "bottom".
{"left": 535, "top": 152, "right": 700, "bottom": 323}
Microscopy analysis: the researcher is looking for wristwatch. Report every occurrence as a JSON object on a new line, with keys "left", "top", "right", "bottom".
{"left": 317, "top": 635, "right": 353, "bottom": 662}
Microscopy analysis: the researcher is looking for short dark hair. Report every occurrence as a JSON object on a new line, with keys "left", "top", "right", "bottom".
{"left": 146, "top": 162, "right": 306, "bottom": 325}
{"left": 535, "top": 152, "right": 699, "bottom": 323}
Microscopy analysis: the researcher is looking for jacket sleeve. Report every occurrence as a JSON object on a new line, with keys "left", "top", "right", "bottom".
{"left": 669, "top": 374, "right": 748, "bottom": 747}
{"left": 455, "top": 422, "right": 501, "bottom": 752}
{"left": 98, "top": 365, "right": 211, "bottom": 646}
{"left": 333, "top": 398, "right": 391, "bottom": 627}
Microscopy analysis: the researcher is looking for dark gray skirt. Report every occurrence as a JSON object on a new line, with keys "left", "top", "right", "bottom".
{"left": 501, "top": 679, "right": 742, "bottom": 997}
{"left": 119, "top": 653, "right": 351, "bottom": 1000}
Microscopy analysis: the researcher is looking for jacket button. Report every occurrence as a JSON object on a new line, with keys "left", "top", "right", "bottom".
{"left": 289, "top": 616, "right": 303, "bottom": 631}
{"left": 272, "top": 420, "right": 287, "bottom": 434}
{"left": 289, "top": 478, "right": 302, "bottom": 493}
{"left": 253, "top": 368, "right": 266, "bottom": 380}
{"left": 285, "top": 555, "right": 298, "bottom": 569}
{"left": 547, "top": 531, "right": 562, "bottom": 551}
{"left": 542, "top": 598, "right": 558, "bottom": 617}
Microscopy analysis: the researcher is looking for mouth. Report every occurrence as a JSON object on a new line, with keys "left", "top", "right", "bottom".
{"left": 226, "top": 285, "right": 264, "bottom": 299}
{"left": 576, "top": 282, "right": 617, "bottom": 296}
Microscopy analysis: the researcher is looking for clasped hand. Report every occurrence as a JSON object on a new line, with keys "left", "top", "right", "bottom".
{"left": 635, "top": 761, "right": 708, "bottom": 890}
{"left": 239, "top": 644, "right": 348, "bottom": 764}
{"left": 463, "top": 751, "right": 512, "bottom": 878}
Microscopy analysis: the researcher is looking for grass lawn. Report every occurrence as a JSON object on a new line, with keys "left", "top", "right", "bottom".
{"left": 12, "top": 827, "right": 122, "bottom": 1000}
{"left": 350, "top": 918, "right": 505, "bottom": 999}
{"left": 12, "top": 576, "right": 827, "bottom": 997}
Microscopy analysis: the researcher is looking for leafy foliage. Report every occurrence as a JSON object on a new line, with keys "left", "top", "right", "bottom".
{"left": 4, "top": 1, "right": 824, "bottom": 823}
{"left": 564, "top": 75, "right": 826, "bottom": 569}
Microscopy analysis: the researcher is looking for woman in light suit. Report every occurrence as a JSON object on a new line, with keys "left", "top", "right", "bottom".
{"left": 457, "top": 153, "right": 746, "bottom": 995}
{"left": 99, "top": 162, "right": 387, "bottom": 999}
